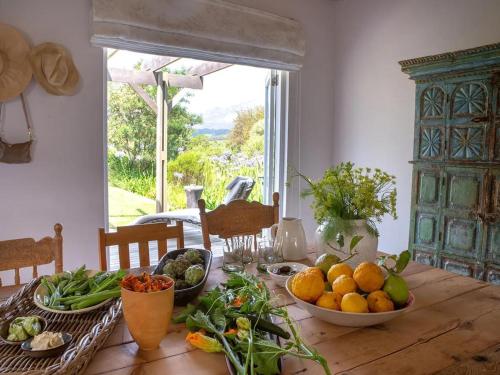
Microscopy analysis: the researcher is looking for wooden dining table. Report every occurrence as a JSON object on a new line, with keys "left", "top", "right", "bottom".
{"left": 1, "top": 256, "right": 500, "bottom": 375}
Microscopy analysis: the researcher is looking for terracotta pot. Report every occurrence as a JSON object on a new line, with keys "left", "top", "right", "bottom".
{"left": 121, "top": 275, "right": 174, "bottom": 351}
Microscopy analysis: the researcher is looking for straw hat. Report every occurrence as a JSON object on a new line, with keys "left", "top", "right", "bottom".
{"left": 0, "top": 23, "right": 32, "bottom": 101}
{"left": 29, "top": 42, "right": 80, "bottom": 96}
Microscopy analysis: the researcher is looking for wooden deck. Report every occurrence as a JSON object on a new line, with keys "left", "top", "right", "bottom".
{"left": 108, "top": 223, "right": 223, "bottom": 270}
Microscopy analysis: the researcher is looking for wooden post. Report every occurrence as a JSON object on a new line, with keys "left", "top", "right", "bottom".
{"left": 53, "top": 223, "right": 63, "bottom": 273}
{"left": 155, "top": 72, "right": 169, "bottom": 212}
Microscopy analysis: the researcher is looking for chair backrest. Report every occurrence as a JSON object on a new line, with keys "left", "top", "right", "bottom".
{"left": 0, "top": 224, "right": 63, "bottom": 286}
{"left": 99, "top": 221, "right": 184, "bottom": 270}
{"left": 222, "top": 176, "right": 255, "bottom": 205}
{"left": 199, "top": 192, "right": 279, "bottom": 250}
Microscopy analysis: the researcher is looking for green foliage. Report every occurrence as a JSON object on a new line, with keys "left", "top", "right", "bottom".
{"left": 166, "top": 132, "right": 264, "bottom": 210}
{"left": 167, "top": 149, "right": 212, "bottom": 186}
{"left": 108, "top": 93, "right": 265, "bottom": 212}
{"left": 108, "top": 154, "right": 155, "bottom": 199}
{"left": 228, "top": 106, "right": 264, "bottom": 150}
{"left": 108, "top": 83, "right": 157, "bottom": 173}
{"left": 178, "top": 272, "right": 332, "bottom": 375}
{"left": 295, "top": 162, "right": 398, "bottom": 240}
{"left": 241, "top": 119, "right": 264, "bottom": 157}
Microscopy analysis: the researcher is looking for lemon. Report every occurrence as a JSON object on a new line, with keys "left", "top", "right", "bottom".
{"left": 367, "top": 290, "right": 394, "bottom": 312}
{"left": 383, "top": 274, "right": 409, "bottom": 306}
{"left": 316, "top": 291, "right": 342, "bottom": 310}
{"left": 341, "top": 292, "right": 369, "bottom": 313}
{"left": 315, "top": 253, "right": 341, "bottom": 276}
{"left": 327, "top": 263, "right": 354, "bottom": 284}
{"left": 331, "top": 274, "right": 357, "bottom": 296}
{"left": 291, "top": 271, "right": 325, "bottom": 303}
{"left": 353, "top": 262, "right": 384, "bottom": 292}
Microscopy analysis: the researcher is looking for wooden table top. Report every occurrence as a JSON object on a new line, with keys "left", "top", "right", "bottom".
{"left": 1, "top": 257, "right": 499, "bottom": 375}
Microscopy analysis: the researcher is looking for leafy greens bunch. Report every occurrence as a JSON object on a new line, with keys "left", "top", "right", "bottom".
{"left": 174, "top": 272, "right": 331, "bottom": 375}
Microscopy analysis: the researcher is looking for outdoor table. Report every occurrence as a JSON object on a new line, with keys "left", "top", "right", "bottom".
{"left": 1, "top": 256, "right": 499, "bottom": 374}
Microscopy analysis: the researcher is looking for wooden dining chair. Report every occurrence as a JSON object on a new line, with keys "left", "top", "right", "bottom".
{"left": 199, "top": 192, "right": 279, "bottom": 250}
{"left": 0, "top": 223, "right": 63, "bottom": 286}
{"left": 98, "top": 221, "right": 185, "bottom": 270}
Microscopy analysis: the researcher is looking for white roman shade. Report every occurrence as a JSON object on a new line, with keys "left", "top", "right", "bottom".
{"left": 91, "top": 0, "right": 305, "bottom": 71}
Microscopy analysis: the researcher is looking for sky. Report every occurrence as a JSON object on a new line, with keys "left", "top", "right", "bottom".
{"left": 108, "top": 51, "right": 269, "bottom": 130}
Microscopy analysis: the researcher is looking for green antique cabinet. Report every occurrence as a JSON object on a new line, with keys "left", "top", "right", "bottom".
{"left": 401, "top": 44, "right": 500, "bottom": 283}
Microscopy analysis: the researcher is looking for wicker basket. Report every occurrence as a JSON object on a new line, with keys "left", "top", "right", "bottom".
{"left": 0, "top": 277, "right": 122, "bottom": 374}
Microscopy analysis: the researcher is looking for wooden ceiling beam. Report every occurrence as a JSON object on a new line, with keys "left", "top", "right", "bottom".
{"left": 143, "top": 56, "right": 180, "bottom": 71}
{"left": 129, "top": 83, "right": 157, "bottom": 114}
{"left": 188, "top": 62, "right": 232, "bottom": 76}
{"left": 107, "top": 68, "right": 203, "bottom": 89}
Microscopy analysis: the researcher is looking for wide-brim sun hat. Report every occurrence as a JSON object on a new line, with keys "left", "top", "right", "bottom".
{"left": 0, "top": 23, "right": 32, "bottom": 101}
{"left": 29, "top": 42, "right": 80, "bottom": 96}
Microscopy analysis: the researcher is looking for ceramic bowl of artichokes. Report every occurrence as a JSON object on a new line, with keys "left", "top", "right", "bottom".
{"left": 153, "top": 248, "right": 212, "bottom": 306}
{"left": 0, "top": 315, "right": 47, "bottom": 345}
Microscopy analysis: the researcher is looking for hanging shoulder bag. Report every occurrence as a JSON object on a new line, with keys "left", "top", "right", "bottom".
{"left": 0, "top": 93, "right": 33, "bottom": 164}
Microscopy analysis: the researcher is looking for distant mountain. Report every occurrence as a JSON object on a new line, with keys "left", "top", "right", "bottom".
{"left": 193, "top": 128, "right": 231, "bottom": 138}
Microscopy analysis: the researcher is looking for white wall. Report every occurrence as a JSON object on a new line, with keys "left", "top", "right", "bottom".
{"left": 330, "top": 0, "right": 500, "bottom": 253}
{"left": 232, "top": 0, "right": 337, "bottom": 237}
{"left": 0, "top": 0, "right": 336, "bottom": 281}
{"left": 0, "top": 0, "right": 105, "bottom": 281}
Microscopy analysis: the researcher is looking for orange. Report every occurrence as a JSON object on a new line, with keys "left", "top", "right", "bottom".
{"left": 341, "top": 292, "right": 369, "bottom": 313}
{"left": 315, "top": 291, "right": 342, "bottom": 310}
{"left": 304, "top": 267, "right": 325, "bottom": 281}
{"left": 291, "top": 271, "right": 324, "bottom": 303}
{"left": 367, "top": 290, "right": 394, "bottom": 313}
{"left": 353, "top": 262, "right": 384, "bottom": 292}
{"left": 327, "top": 263, "right": 354, "bottom": 284}
{"left": 331, "top": 274, "right": 357, "bottom": 296}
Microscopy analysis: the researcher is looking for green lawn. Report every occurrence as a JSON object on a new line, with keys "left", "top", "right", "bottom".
{"left": 108, "top": 186, "right": 156, "bottom": 229}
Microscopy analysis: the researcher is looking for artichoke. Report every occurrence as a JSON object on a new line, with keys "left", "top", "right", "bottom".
{"left": 184, "top": 249, "right": 204, "bottom": 265}
{"left": 7, "top": 318, "right": 29, "bottom": 341}
{"left": 185, "top": 265, "right": 205, "bottom": 286}
{"left": 175, "top": 279, "right": 190, "bottom": 290}
{"left": 162, "top": 259, "right": 177, "bottom": 279}
{"left": 162, "top": 257, "right": 191, "bottom": 278}
{"left": 22, "top": 316, "right": 41, "bottom": 336}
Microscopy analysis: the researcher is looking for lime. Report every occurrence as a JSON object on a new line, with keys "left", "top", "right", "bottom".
{"left": 383, "top": 274, "right": 409, "bottom": 306}
{"left": 315, "top": 253, "right": 340, "bottom": 276}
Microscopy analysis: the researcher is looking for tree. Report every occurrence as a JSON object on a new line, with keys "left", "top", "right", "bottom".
{"left": 108, "top": 83, "right": 156, "bottom": 173}
{"left": 228, "top": 106, "right": 264, "bottom": 150}
{"left": 107, "top": 70, "right": 202, "bottom": 174}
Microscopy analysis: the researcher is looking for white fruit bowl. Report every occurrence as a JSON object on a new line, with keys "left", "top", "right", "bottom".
{"left": 285, "top": 275, "right": 414, "bottom": 327}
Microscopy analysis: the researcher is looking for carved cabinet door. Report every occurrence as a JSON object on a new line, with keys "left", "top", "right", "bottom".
{"left": 409, "top": 165, "right": 442, "bottom": 266}
{"left": 445, "top": 78, "right": 493, "bottom": 162}
{"left": 485, "top": 168, "right": 500, "bottom": 284}
{"left": 493, "top": 74, "right": 500, "bottom": 161}
{"left": 439, "top": 166, "right": 487, "bottom": 277}
{"left": 415, "top": 83, "right": 446, "bottom": 161}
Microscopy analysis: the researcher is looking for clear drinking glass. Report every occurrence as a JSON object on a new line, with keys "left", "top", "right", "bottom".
{"left": 222, "top": 241, "right": 244, "bottom": 273}
{"left": 257, "top": 239, "right": 276, "bottom": 272}
{"left": 241, "top": 236, "right": 254, "bottom": 264}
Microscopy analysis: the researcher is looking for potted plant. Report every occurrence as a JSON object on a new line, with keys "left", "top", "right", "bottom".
{"left": 293, "top": 162, "right": 397, "bottom": 266}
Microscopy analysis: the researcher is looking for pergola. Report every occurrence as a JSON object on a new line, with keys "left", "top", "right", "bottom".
{"left": 107, "top": 50, "right": 233, "bottom": 212}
